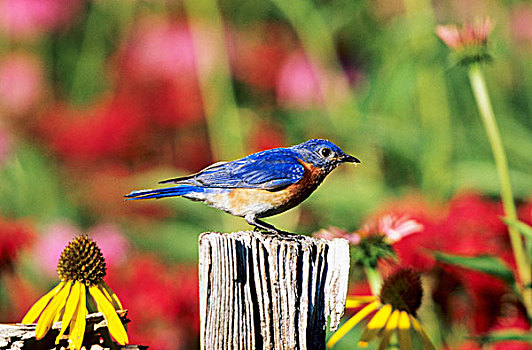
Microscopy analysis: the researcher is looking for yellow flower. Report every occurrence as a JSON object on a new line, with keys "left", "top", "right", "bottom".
{"left": 327, "top": 269, "right": 435, "bottom": 350}
{"left": 22, "top": 235, "right": 128, "bottom": 350}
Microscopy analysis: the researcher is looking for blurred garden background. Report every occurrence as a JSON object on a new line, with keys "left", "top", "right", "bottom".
{"left": 0, "top": 0, "right": 531, "bottom": 349}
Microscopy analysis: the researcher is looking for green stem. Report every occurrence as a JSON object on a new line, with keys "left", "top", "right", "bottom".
{"left": 182, "top": 0, "right": 245, "bottom": 161}
{"left": 364, "top": 266, "right": 383, "bottom": 296}
{"left": 467, "top": 63, "right": 532, "bottom": 316}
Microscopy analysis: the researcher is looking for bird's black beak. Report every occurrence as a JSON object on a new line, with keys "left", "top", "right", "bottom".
{"left": 341, "top": 154, "right": 361, "bottom": 164}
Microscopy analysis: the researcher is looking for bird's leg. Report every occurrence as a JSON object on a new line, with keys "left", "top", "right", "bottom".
{"left": 245, "top": 215, "right": 279, "bottom": 234}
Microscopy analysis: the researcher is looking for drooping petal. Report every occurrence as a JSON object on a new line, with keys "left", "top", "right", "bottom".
{"left": 22, "top": 282, "right": 65, "bottom": 324}
{"left": 100, "top": 282, "right": 123, "bottom": 310}
{"left": 378, "top": 310, "right": 400, "bottom": 350}
{"left": 327, "top": 301, "right": 381, "bottom": 348}
{"left": 56, "top": 281, "right": 81, "bottom": 344}
{"left": 397, "top": 311, "right": 412, "bottom": 350}
{"left": 345, "top": 296, "right": 377, "bottom": 309}
{"left": 358, "top": 304, "right": 393, "bottom": 346}
{"left": 52, "top": 304, "right": 66, "bottom": 325}
{"left": 89, "top": 285, "right": 129, "bottom": 345}
{"left": 35, "top": 281, "right": 72, "bottom": 340}
{"left": 410, "top": 315, "right": 436, "bottom": 350}
{"left": 68, "top": 284, "right": 87, "bottom": 350}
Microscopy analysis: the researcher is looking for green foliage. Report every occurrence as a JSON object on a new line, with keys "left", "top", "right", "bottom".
{"left": 475, "top": 330, "right": 532, "bottom": 344}
{"left": 433, "top": 252, "right": 515, "bottom": 284}
{"left": 0, "top": 145, "right": 76, "bottom": 221}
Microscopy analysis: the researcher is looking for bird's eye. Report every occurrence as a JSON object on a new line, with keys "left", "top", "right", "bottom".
{"left": 319, "top": 147, "right": 332, "bottom": 158}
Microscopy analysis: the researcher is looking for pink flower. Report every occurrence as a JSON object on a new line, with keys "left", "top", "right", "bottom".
{"left": 362, "top": 214, "right": 424, "bottom": 243}
{"left": 120, "top": 19, "right": 198, "bottom": 82}
{"left": 33, "top": 221, "right": 81, "bottom": 277}
{"left": 276, "top": 52, "right": 323, "bottom": 109}
{"left": 0, "top": 0, "right": 82, "bottom": 39}
{"left": 276, "top": 51, "right": 349, "bottom": 110}
{"left": 88, "top": 223, "right": 129, "bottom": 267}
{"left": 0, "top": 53, "right": 44, "bottom": 116}
{"left": 436, "top": 18, "right": 493, "bottom": 51}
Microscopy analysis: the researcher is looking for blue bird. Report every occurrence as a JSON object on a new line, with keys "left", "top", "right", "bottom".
{"left": 125, "top": 139, "right": 360, "bottom": 233}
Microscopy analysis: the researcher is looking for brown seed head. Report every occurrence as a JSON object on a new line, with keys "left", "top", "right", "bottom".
{"left": 379, "top": 268, "right": 423, "bottom": 316}
{"left": 57, "top": 235, "right": 106, "bottom": 286}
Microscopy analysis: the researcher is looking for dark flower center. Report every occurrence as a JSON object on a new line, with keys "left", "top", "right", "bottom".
{"left": 57, "top": 235, "right": 106, "bottom": 286}
{"left": 379, "top": 268, "right": 423, "bottom": 316}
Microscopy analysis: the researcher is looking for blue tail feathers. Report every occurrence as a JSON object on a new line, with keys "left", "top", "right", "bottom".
{"left": 124, "top": 185, "right": 204, "bottom": 200}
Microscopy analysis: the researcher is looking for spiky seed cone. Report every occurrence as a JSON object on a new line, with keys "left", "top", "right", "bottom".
{"left": 379, "top": 268, "right": 423, "bottom": 316}
{"left": 57, "top": 235, "right": 106, "bottom": 286}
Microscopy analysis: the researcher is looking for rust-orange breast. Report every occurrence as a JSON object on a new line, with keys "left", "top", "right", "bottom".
{"left": 207, "top": 159, "right": 327, "bottom": 218}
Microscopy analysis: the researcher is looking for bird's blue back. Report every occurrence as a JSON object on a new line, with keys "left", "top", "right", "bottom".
{"left": 168, "top": 147, "right": 306, "bottom": 190}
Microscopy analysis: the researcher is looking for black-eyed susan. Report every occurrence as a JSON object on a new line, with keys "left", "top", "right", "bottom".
{"left": 327, "top": 268, "right": 435, "bottom": 350}
{"left": 22, "top": 235, "right": 128, "bottom": 349}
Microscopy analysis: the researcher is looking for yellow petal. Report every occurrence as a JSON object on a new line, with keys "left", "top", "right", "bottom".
{"left": 22, "top": 282, "right": 64, "bottom": 324}
{"left": 90, "top": 285, "right": 129, "bottom": 345}
{"left": 326, "top": 300, "right": 381, "bottom": 348}
{"left": 410, "top": 315, "right": 436, "bottom": 350}
{"left": 345, "top": 296, "right": 377, "bottom": 309}
{"left": 397, "top": 311, "right": 412, "bottom": 350}
{"left": 35, "top": 281, "right": 72, "bottom": 340}
{"left": 56, "top": 281, "right": 81, "bottom": 344}
{"left": 378, "top": 310, "right": 400, "bottom": 350}
{"left": 358, "top": 304, "right": 393, "bottom": 346}
{"left": 100, "top": 282, "right": 123, "bottom": 310}
{"left": 68, "top": 284, "right": 87, "bottom": 350}
{"left": 52, "top": 305, "right": 65, "bottom": 325}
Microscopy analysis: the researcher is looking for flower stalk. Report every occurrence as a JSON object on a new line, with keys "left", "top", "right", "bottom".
{"left": 467, "top": 63, "right": 532, "bottom": 315}
{"left": 365, "top": 266, "right": 383, "bottom": 296}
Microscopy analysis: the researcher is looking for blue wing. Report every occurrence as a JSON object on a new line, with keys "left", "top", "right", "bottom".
{"left": 160, "top": 148, "right": 305, "bottom": 190}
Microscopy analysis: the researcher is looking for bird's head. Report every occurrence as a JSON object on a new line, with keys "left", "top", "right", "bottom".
{"left": 291, "top": 139, "right": 360, "bottom": 172}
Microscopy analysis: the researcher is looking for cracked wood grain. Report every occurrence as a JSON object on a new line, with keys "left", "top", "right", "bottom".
{"left": 199, "top": 231, "right": 350, "bottom": 350}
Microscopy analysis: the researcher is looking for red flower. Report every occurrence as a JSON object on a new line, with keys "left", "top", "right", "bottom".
{"left": 380, "top": 192, "right": 520, "bottom": 333}
{"left": 37, "top": 96, "right": 150, "bottom": 163}
{"left": 231, "top": 23, "right": 292, "bottom": 91}
{"left": 0, "top": 217, "right": 34, "bottom": 270}
{"left": 116, "top": 19, "right": 204, "bottom": 128}
{"left": 490, "top": 311, "right": 531, "bottom": 350}
{"left": 248, "top": 121, "right": 285, "bottom": 153}
{"left": 106, "top": 255, "right": 199, "bottom": 350}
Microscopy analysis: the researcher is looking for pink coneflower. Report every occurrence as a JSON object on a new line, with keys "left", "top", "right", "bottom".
{"left": 361, "top": 214, "right": 424, "bottom": 243}
{"left": 436, "top": 18, "right": 493, "bottom": 51}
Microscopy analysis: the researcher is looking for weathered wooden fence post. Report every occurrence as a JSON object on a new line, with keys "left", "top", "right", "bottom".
{"left": 198, "top": 231, "right": 350, "bottom": 350}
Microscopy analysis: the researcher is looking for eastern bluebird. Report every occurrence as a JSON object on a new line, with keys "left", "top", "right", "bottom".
{"left": 125, "top": 139, "right": 360, "bottom": 233}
